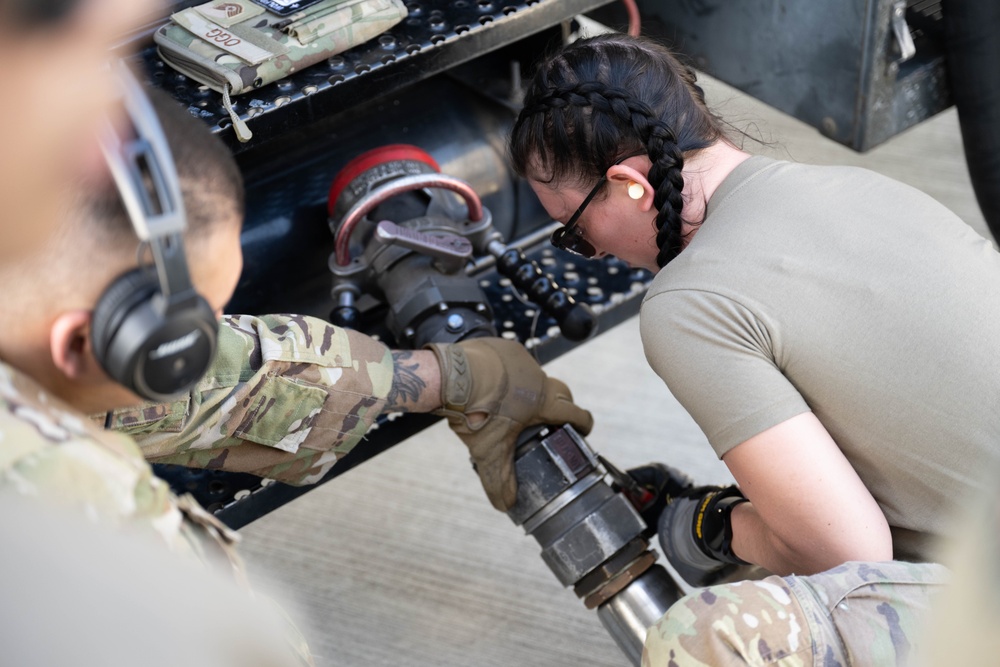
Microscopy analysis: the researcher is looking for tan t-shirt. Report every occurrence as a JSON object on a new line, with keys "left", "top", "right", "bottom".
{"left": 640, "top": 156, "right": 1000, "bottom": 562}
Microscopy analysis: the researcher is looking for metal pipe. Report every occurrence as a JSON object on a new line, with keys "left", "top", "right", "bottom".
{"left": 597, "top": 566, "right": 680, "bottom": 665}
{"left": 473, "top": 222, "right": 561, "bottom": 272}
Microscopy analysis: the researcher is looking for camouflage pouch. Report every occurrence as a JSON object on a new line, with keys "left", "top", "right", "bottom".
{"left": 154, "top": 0, "right": 407, "bottom": 142}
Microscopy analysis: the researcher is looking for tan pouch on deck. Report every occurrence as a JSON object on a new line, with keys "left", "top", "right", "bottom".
{"left": 154, "top": 0, "right": 407, "bottom": 141}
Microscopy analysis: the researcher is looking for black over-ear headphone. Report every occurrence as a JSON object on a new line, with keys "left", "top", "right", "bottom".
{"left": 93, "top": 64, "right": 218, "bottom": 402}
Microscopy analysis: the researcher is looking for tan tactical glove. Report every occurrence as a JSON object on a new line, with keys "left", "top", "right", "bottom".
{"left": 427, "top": 338, "right": 594, "bottom": 512}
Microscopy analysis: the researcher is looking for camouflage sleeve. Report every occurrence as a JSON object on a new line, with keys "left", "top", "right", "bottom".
{"left": 110, "top": 314, "right": 394, "bottom": 486}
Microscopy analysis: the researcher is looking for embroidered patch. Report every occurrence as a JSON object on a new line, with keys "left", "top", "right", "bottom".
{"left": 203, "top": 2, "right": 245, "bottom": 20}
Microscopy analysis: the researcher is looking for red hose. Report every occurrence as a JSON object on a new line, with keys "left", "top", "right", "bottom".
{"left": 622, "top": 0, "right": 641, "bottom": 36}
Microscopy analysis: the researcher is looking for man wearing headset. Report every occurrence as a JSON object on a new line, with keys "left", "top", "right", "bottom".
{"left": 0, "top": 0, "right": 317, "bottom": 664}
{"left": 0, "top": 23, "right": 588, "bottom": 667}
{"left": 0, "top": 4, "right": 591, "bottom": 666}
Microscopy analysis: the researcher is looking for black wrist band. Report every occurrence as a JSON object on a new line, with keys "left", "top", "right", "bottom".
{"left": 695, "top": 487, "right": 750, "bottom": 565}
{"left": 715, "top": 491, "right": 750, "bottom": 565}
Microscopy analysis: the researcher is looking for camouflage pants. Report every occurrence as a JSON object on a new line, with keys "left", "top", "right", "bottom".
{"left": 642, "top": 560, "right": 950, "bottom": 666}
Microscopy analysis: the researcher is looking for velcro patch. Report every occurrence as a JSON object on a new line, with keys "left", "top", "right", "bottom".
{"left": 174, "top": 12, "right": 274, "bottom": 64}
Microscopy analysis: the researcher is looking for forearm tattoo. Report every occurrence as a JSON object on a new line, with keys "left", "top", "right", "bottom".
{"left": 386, "top": 350, "right": 428, "bottom": 412}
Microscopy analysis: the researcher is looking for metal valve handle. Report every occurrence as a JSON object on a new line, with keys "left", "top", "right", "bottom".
{"left": 490, "top": 243, "right": 596, "bottom": 342}
{"left": 374, "top": 220, "right": 472, "bottom": 273}
{"left": 333, "top": 173, "right": 483, "bottom": 266}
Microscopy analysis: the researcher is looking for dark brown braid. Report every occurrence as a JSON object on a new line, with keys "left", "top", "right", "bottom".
{"left": 510, "top": 34, "right": 726, "bottom": 267}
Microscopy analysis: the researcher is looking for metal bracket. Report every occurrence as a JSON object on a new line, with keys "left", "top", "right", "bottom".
{"left": 891, "top": 1, "right": 916, "bottom": 65}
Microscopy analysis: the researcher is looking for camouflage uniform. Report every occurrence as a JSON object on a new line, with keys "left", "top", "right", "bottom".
{"left": 642, "top": 560, "right": 950, "bottom": 666}
{"left": 106, "top": 313, "right": 395, "bottom": 485}
{"left": 0, "top": 360, "right": 314, "bottom": 665}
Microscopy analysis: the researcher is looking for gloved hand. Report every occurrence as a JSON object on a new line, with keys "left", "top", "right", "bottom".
{"left": 427, "top": 337, "right": 593, "bottom": 512}
{"left": 615, "top": 463, "right": 694, "bottom": 536}
{"left": 658, "top": 485, "right": 750, "bottom": 587}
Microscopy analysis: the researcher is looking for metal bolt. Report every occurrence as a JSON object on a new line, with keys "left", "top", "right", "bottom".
{"left": 446, "top": 314, "right": 466, "bottom": 333}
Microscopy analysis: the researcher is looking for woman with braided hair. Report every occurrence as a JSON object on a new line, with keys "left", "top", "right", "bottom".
{"left": 509, "top": 32, "right": 1000, "bottom": 664}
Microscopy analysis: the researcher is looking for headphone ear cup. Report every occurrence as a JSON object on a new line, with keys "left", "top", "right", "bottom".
{"left": 92, "top": 268, "right": 217, "bottom": 402}
{"left": 91, "top": 268, "right": 160, "bottom": 383}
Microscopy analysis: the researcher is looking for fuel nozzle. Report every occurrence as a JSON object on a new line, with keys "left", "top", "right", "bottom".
{"left": 507, "top": 425, "right": 682, "bottom": 666}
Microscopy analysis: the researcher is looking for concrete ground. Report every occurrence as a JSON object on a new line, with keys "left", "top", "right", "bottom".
{"left": 235, "top": 27, "right": 992, "bottom": 667}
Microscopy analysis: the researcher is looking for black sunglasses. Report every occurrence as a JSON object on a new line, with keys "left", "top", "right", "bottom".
{"left": 550, "top": 151, "right": 646, "bottom": 258}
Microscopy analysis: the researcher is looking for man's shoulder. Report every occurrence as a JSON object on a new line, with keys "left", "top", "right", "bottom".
{"left": 0, "top": 361, "right": 154, "bottom": 501}
{"left": 0, "top": 361, "right": 140, "bottom": 451}
{"left": 0, "top": 362, "right": 244, "bottom": 569}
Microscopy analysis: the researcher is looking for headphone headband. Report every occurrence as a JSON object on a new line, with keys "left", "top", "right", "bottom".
{"left": 92, "top": 62, "right": 218, "bottom": 402}
{"left": 100, "top": 63, "right": 195, "bottom": 301}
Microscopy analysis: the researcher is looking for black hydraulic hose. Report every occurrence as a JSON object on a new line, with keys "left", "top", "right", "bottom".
{"left": 942, "top": 0, "right": 1000, "bottom": 243}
